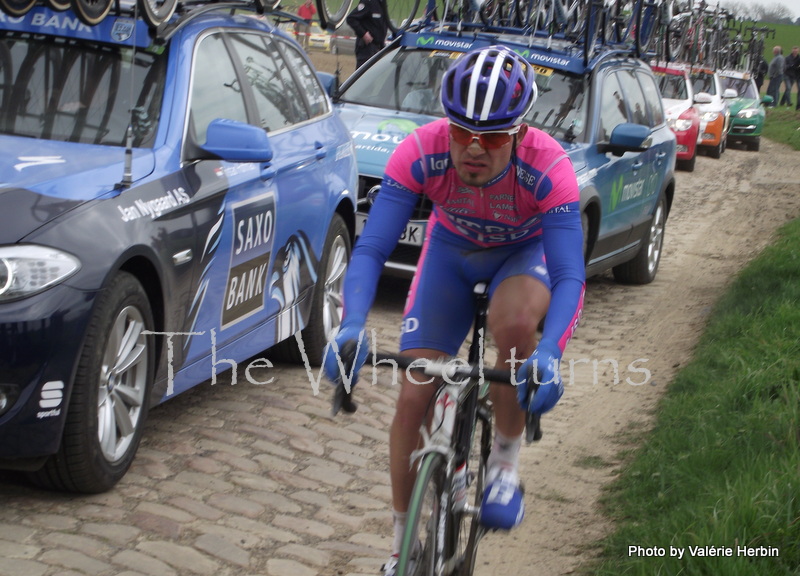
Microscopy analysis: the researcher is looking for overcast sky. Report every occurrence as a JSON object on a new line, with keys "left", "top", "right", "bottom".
{"left": 720, "top": 0, "right": 798, "bottom": 20}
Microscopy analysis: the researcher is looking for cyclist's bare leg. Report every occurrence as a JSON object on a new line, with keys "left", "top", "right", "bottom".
{"left": 487, "top": 274, "right": 550, "bottom": 439}
{"left": 389, "top": 347, "right": 446, "bottom": 514}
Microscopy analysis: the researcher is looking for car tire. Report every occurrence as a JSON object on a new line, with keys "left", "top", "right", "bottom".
{"left": 270, "top": 214, "right": 351, "bottom": 366}
{"left": 28, "top": 272, "right": 154, "bottom": 493}
{"left": 677, "top": 152, "right": 696, "bottom": 172}
{"left": 708, "top": 138, "right": 723, "bottom": 159}
{"left": 748, "top": 137, "right": 760, "bottom": 151}
{"left": 612, "top": 192, "right": 667, "bottom": 285}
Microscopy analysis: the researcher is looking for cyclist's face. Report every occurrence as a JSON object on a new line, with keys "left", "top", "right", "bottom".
{"left": 449, "top": 123, "right": 528, "bottom": 187}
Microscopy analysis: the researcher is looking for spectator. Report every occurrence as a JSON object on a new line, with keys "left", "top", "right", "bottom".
{"left": 781, "top": 46, "right": 800, "bottom": 108}
{"left": 296, "top": 0, "right": 316, "bottom": 50}
{"left": 754, "top": 56, "right": 768, "bottom": 93}
{"left": 346, "top": 0, "right": 389, "bottom": 69}
{"left": 766, "top": 45, "right": 784, "bottom": 107}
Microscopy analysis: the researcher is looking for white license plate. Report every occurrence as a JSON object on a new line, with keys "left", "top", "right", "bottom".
{"left": 355, "top": 214, "right": 426, "bottom": 247}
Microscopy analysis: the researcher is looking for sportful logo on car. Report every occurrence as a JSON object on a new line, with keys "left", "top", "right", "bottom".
{"left": 37, "top": 381, "right": 64, "bottom": 419}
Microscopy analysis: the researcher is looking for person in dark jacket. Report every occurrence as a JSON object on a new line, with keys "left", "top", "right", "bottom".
{"left": 754, "top": 56, "right": 768, "bottom": 93}
{"left": 346, "top": 0, "right": 389, "bottom": 68}
{"left": 780, "top": 46, "right": 800, "bottom": 108}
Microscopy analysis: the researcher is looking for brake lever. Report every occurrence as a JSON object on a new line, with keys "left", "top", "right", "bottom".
{"left": 331, "top": 340, "right": 359, "bottom": 416}
{"left": 524, "top": 365, "right": 543, "bottom": 443}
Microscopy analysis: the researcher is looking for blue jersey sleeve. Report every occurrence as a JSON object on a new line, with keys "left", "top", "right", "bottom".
{"left": 539, "top": 206, "right": 586, "bottom": 353}
{"left": 340, "top": 181, "right": 420, "bottom": 327}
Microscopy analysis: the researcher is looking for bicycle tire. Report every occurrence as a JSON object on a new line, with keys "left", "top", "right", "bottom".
{"left": 315, "top": 0, "right": 354, "bottom": 30}
{"left": 45, "top": 0, "right": 72, "bottom": 11}
{"left": 582, "top": 0, "right": 602, "bottom": 63}
{"left": 635, "top": 0, "right": 659, "bottom": 56}
{"left": 138, "top": 0, "right": 178, "bottom": 28}
{"left": 253, "top": 0, "right": 282, "bottom": 12}
{"left": 70, "top": 0, "right": 113, "bottom": 26}
{"left": 387, "top": 0, "right": 420, "bottom": 33}
{"left": 0, "top": 41, "right": 11, "bottom": 116}
{"left": 0, "top": 0, "right": 36, "bottom": 16}
{"left": 397, "top": 453, "right": 446, "bottom": 576}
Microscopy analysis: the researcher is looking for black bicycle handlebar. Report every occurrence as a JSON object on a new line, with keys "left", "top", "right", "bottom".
{"left": 331, "top": 347, "right": 543, "bottom": 442}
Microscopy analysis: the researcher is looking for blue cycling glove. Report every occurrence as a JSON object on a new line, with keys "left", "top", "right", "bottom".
{"left": 517, "top": 339, "right": 564, "bottom": 414}
{"left": 322, "top": 323, "right": 369, "bottom": 392}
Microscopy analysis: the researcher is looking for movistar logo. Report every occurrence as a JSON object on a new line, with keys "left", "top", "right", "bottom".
{"left": 417, "top": 36, "right": 435, "bottom": 46}
{"left": 610, "top": 174, "right": 624, "bottom": 211}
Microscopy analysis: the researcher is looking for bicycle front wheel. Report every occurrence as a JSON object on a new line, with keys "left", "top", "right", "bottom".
{"left": 387, "top": 0, "right": 420, "bottom": 33}
{"left": 316, "top": 0, "right": 354, "bottom": 30}
{"left": 398, "top": 453, "right": 447, "bottom": 576}
{"left": 70, "top": 0, "right": 113, "bottom": 26}
{"left": 138, "top": 0, "right": 178, "bottom": 28}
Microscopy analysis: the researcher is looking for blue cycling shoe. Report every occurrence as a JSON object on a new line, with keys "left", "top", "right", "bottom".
{"left": 479, "top": 468, "right": 524, "bottom": 530}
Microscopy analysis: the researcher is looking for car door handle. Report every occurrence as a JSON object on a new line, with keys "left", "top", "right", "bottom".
{"left": 656, "top": 152, "right": 667, "bottom": 163}
{"left": 261, "top": 163, "right": 276, "bottom": 180}
{"left": 315, "top": 141, "right": 327, "bottom": 160}
{"left": 632, "top": 160, "right": 643, "bottom": 172}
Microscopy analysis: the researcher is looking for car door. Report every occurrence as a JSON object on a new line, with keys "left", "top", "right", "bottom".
{"left": 174, "top": 30, "right": 330, "bottom": 389}
{"left": 590, "top": 68, "right": 644, "bottom": 253}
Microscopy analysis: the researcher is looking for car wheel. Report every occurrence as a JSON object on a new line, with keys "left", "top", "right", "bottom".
{"left": 708, "top": 139, "right": 723, "bottom": 159}
{"left": 612, "top": 192, "right": 667, "bottom": 285}
{"left": 28, "top": 272, "right": 154, "bottom": 493}
{"left": 271, "top": 214, "right": 351, "bottom": 365}
{"left": 677, "top": 151, "right": 696, "bottom": 172}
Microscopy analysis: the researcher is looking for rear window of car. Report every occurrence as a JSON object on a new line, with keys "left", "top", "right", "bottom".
{"left": 0, "top": 33, "right": 166, "bottom": 147}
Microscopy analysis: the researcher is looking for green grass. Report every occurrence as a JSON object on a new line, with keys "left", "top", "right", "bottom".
{"left": 591, "top": 218, "right": 800, "bottom": 576}
{"left": 763, "top": 107, "right": 800, "bottom": 151}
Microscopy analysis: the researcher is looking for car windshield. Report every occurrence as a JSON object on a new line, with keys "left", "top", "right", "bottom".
{"left": 691, "top": 72, "right": 716, "bottom": 96}
{"left": 655, "top": 73, "right": 688, "bottom": 100}
{"left": 338, "top": 45, "right": 587, "bottom": 141}
{"left": 0, "top": 33, "right": 166, "bottom": 148}
{"left": 720, "top": 76, "right": 758, "bottom": 99}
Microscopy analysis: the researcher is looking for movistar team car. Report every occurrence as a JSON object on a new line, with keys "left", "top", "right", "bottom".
{"left": 0, "top": 4, "right": 358, "bottom": 493}
{"left": 719, "top": 69, "right": 769, "bottom": 151}
{"left": 333, "top": 28, "right": 676, "bottom": 283}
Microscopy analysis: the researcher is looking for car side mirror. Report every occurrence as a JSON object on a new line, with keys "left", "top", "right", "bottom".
{"left": 597, "top": 123, "right": 652, "bottom": 157}
{"left": 761, "top": 94, "right": 774, "bottom": 106}
{"left": 198, "top": 119, "right": 274, "bottom": 163}
{"left": 317, "top": 71, "right": 340, "bottom": 100}
{"left": 723, "top": 88, "right": 738, "bottom": 99}
{"left": 694, "top": 92, "right": 712, "bottom": 104}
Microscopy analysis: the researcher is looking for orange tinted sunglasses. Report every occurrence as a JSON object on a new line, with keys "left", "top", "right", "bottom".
{"left": 448, "top": 122, "right": 521, "bottom": 149}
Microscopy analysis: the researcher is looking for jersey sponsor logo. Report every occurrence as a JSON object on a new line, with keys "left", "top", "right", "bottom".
{"left": 222, "top": 193, "right": 276, "bottom": 329}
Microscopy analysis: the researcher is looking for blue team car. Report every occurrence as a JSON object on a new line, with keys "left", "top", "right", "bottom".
{"left": 0, "top": 4, "right": 358, "bottom": 492}
{"left": 332, "top": 25, "right": 676, "bottom": 283}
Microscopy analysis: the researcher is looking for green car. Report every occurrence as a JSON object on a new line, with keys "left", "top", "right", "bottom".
{"left": 720, "top": 70, "right": 771, "bottom": 151}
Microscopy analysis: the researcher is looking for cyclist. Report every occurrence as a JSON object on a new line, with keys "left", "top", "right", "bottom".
{"left": 323, "top": 45, "right": 585, "bottom": 576}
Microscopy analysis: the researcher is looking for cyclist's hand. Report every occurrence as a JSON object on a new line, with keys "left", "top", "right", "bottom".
{"left": 322, "top": 323, "right": 369, "bottom": 390}
{"left": 517, "top": 339, "right": 563, "bottom": 414}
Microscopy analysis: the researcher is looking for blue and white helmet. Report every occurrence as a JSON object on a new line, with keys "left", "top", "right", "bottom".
{"left": 441, "top": 45, "right": 537, "bottom": 131}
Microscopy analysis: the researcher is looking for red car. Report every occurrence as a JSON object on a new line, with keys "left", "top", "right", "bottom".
{"left": 652, "top": 63, "right": 701, "bottom": 171}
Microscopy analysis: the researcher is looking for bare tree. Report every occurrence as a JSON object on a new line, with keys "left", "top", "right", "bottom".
{"left": 722, "top": 1, "right": 796, "bottom": 24}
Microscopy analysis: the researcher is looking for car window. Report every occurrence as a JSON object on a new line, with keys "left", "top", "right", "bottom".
{"left": 190, "top": 33, "right": 249, "bottom": 143}
{"left": 616, "top": 69, "right": 649, "bottom": 126}
{"left": 720, "top": 76, "right": 758, "bottom": 98}
{"left": 526, "top": 68, "right": 587, "bottom": 142}
{"left": 0, "top": 33, "right": 165, "bottom": 147}
{"left": 637, "top": 71, "right": 664, "bottom": 126}
{"left": 656, "top": 72, "right": 688, "bottom": 100}
{"left": 227, "top": 33, "right": 307, "bottom": 132}
{"left": 278, "top": 40, "right": 330, "bottom": 119}
{"left": 598, "top": 72, "right": 628, "bottom": 142}
{"left": 692, "top": 71, "right": 716, "bottom": 95}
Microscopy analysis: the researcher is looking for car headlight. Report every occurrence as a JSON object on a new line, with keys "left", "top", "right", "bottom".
{"left": 0, "top": 245, "right": 81, "bottom": 302}
{"left": 702, "top": 111, "right": 720, "bottom": 122}
{"left": 668, "top": 118, "right": 694, "bottom": 132}
{"left": 737, "top": 108, "right": 760, "bottom": 119}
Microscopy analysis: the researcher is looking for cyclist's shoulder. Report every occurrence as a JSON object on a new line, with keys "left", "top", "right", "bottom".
{"left": 516, "top": 127, "right": 572, "bottom": 168}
